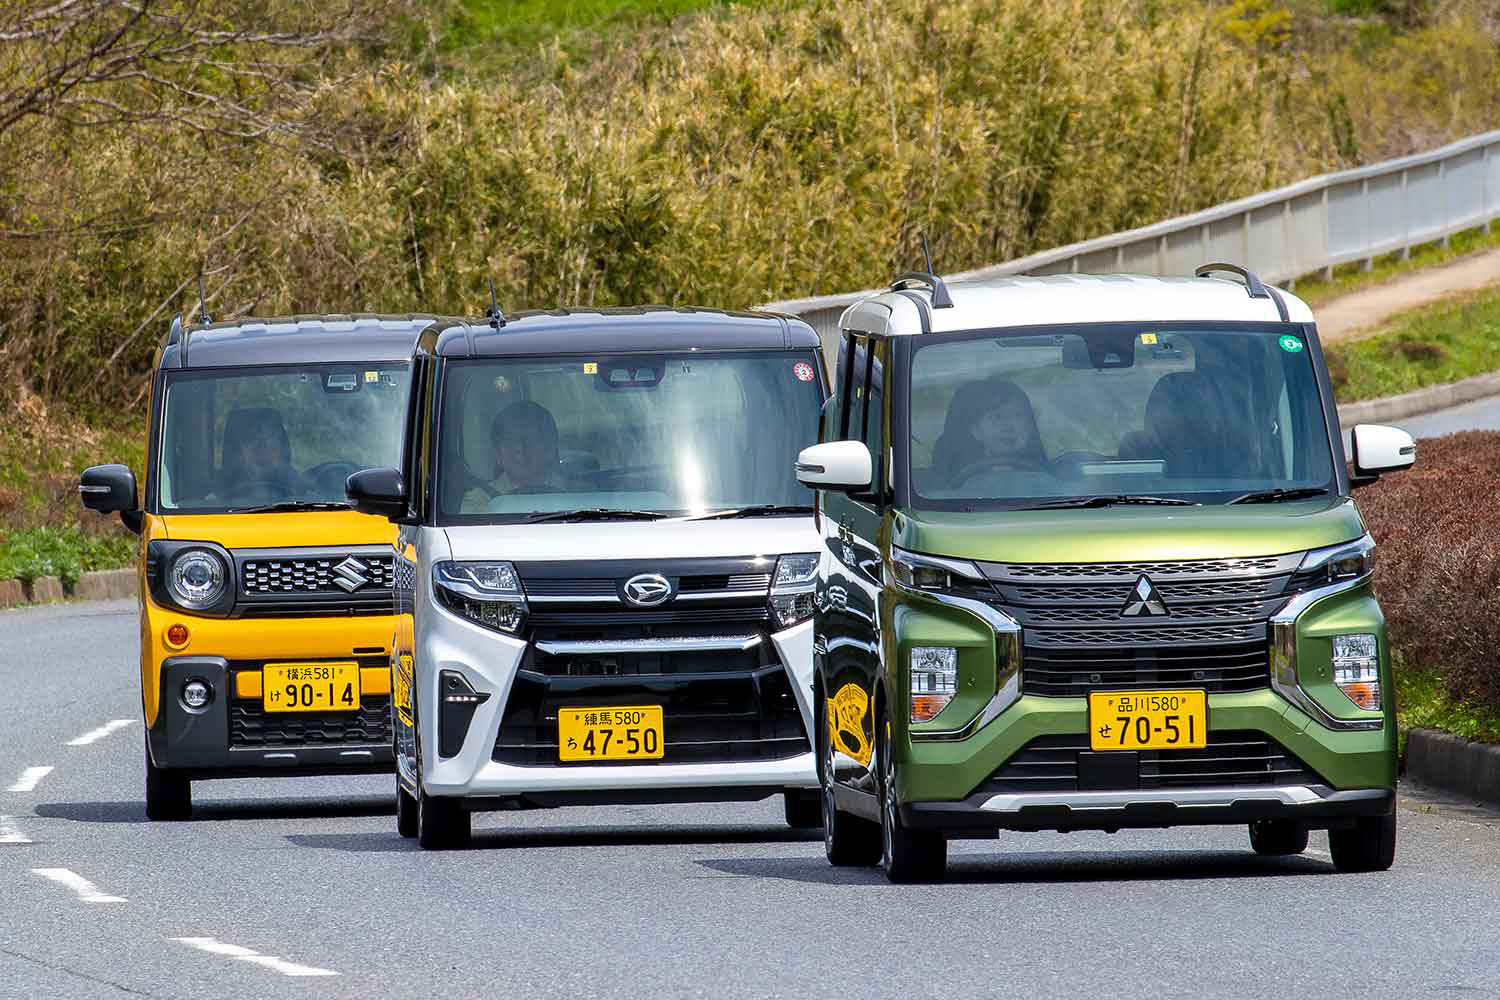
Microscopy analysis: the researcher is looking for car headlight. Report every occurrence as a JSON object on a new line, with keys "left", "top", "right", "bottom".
{"left": 432, "top": 561, "right": 527, "bottom": 635}
{"left": 1296, "top": 535, "right": 1376, "bottom": 588}
{"left": 166, "top": 549, "right": 229, "bottom": 610}
{"left": 888, "top": 548, "right": 986, "bottom": 592}
{"left": 770, "top": 553, "right": 818, "bottom": 629}
{"left": 910, "top": 646, "right": 957, "bottom": 722}
{"left": 1332, "top": 633, "right": 1380, "bottom": 711}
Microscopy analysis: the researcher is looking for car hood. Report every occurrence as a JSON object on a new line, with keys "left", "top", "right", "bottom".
{"left": 893, "top": 497, "right": 1366, "bottom": 564}
{"left": 157, "top": 510, "right": 396, "bottom": 548}
{"left": 443, "top": 516, "right": 819, "bottom": 563}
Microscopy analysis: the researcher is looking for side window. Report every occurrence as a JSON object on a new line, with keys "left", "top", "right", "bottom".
{"left": 859, "top": 339, "right": 886, "bottom": 501}
{"left": 837, "top": 332, "right": 859, "bottom": 440}
{"left": 402, "top": 358, "right": 429, "bottom": 518}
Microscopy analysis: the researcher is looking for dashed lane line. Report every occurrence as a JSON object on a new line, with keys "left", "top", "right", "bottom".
{"left": 66, "top": 719, "right": 135, "bottom": 747}
{"left": 32, "top": 868, "right": 127, "bottom": 904}
{"left": 0, "top": 816, "right": 32, "bottom": 844}
{"left": 171, "top": 937, "right": 339, "bottom": 977}
{"left": 6, "top": 766, "right": 53, "bottom": 792}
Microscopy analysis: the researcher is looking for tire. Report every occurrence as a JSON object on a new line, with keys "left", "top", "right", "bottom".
{"left": 784, "top": 789, "right": 822, "bottom": 829}
{"left": 416, "top": 787, "right": 470, "bottom": 850}
{"left": 1248, "top": 819, "right": 1308, "bottom": 857}
{"left": 879, "top": 717, "right": 945, "bottom": 883}
{"left": 144, "top": 735, "right": 191, "bottom": 821}
{"left": 1329, "top": 811, "right": 1396, "bottom": 873}
{"left": 396, "top": 777, "right": 418, "bottom": 838}
{"left": 818, "top": 691, "right": 880, "bottom": 866}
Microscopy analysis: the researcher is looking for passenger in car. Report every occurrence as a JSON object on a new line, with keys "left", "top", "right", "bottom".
{"left": 1118, "top": 372, "right": 1229, "bottom": 475}
{"left": 463, "top": 400, "right": 566, "bottom": 511}
{"left": 932, "top": 379, "right": 1051, "bottom": 488}
{"left": 220, "top": 407, "right": 306, "bottom": 501}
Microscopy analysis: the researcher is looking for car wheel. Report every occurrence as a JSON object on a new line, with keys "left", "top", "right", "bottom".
{"left": 1329, "top": 811, "right": 1396, "bottom": 873}
{"left": 144, "top": 734, "right": 190, "bottom": 821}
{"left": 783, "top": 789, "right": 822, "bottom": 829}
{"left": 416, "top": 786, "right": 470, "bottom": 850}
{"left": 396, "top": 776, "right": 418, "bottom": 838}
{"left": 1248, "top": 819, "right": 1308, "bottom": 857}
{"left": 879, "top": 717, "right": 945, "bottom": 884}
{"left": 819, "top": 690, "right": 879, "bottom": 866}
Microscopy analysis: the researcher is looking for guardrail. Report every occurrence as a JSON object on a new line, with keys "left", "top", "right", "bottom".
{"left": 765, "top": 129, "right": 1500, "bottom": 347}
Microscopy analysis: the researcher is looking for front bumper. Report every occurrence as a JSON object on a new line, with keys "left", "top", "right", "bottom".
{"left": 903, "top": 785, "right": 1394, "bottom": 833}
{"left": 147, "top": 655, "right": 394, "bottom": 778}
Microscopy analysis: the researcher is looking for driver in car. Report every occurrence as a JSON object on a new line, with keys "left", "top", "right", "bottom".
{"left": 220, "top": 407, "right": 306, "bottom": 502}
{"left": 462, "top": 400, "right": 566, "bottom": 511}
{"left": 932, "top": 379, "right": 1055, "bottom": 489}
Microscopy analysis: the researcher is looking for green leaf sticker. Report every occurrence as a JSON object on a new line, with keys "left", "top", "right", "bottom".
{"left": 1279, "top": 334, "right": 1304, "bottom": 353}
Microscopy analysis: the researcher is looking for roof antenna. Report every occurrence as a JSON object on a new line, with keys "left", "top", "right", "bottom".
{"left": 921, "top": 232, "right": 936, "bottom": 275}
{"left": 196, "top": 265, "right": 212, "bottom": 325}
{"left": 485, "top": 278, "right": 507, "bottom": 330}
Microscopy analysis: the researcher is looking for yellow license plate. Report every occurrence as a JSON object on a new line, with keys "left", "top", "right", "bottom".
{"left": 263, "top": 662, "right": 362, "bottom": 713}
{"left": 1088, "top": 689, "right": 1207, "bottom": 751}
{"left": 558, "top": 706, "right": 664, "bottom": 762}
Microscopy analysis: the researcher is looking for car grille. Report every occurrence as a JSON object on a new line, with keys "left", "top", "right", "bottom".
{"left": 980, "top": 731, "right": 1322, "bottom": 793}
{"left": 232, "top": 548, "right": 395, "bottom": 618}
{"left": 241, "top": 554, "right": 394, "bottom": 594}
{"left": 522, "top": 573, "right": 771, "bottom": 600}
{"left": 980, "top": 552, "right": 1313, "bottom": 696}
{"left": 229, "top": 696, "right": 392, "bottom": 749}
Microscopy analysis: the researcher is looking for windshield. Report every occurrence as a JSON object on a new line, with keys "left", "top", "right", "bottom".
{"left": 907, "top": 325, "right": 1336, "bottom": 509}
{"left": 436, "top": 352, "right": 824, "bottom": 522}
{"left": 156, "top": 364, "right": 411, "bottom": 512}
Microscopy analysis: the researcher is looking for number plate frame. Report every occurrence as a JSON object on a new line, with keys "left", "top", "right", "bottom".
{"left": 1087, "top": 689, "right": 1208, "bottom": 751}
{"left": 558, "top": 706, "right": 665, "bottom": 762}
{"left": 263, "top": 662, "right": 362, "bottom": 714}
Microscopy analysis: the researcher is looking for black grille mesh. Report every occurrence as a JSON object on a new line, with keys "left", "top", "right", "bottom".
{"left": 242, "top": 555, "right": 394, "bottom": 595}
{"left": 229, "top": 696, "right": 392, "bottom": 748}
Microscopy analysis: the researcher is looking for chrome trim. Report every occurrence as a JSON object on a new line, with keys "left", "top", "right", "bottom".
{"left": 525, "top": 593, "right": 619, "bottom": 604}
{"left": 533, "top": 634, "right": 763, "bottom": 655}
{"left": 895, "top": 582, "right": 1022, "bottom": 742}
{"left": 677, "top": 589, "right": 772, "bottom": 602}
{"left": 979, "top": 785, "right": 1325, "bottom": 813}
{"left": 1270, "top": 574, "right": 1384, "bottom": 732}
{"left": 526, "top": 589, "right": 768, "bottom": 603}
{"left": 77, "top": 484, "right": 111, "bottom": 495}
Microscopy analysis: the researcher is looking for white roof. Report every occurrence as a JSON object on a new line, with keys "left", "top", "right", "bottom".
{"left": 842, "top": 273, "right": 1315, "bottom": 337}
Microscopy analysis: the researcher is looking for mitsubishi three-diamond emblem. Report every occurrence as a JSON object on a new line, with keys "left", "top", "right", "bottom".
{"left": 331, "top": 556, "right": 370, "bottom": 593}
{"left": 1121, "top": 574, "right": 1168, "bottom": 617}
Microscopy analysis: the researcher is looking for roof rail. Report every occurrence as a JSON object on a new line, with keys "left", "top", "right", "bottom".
{"left": 1195, "top": 262, "right": 1289, "bottom": 322}
{"left": 1194, "top": 262, "right": 1271, "bottom": 300}
{"left": 890, "top": 271, "right": 954, "bottom": 309}
{"left": 166, "top": 314, "right": 183, "bottom": 346}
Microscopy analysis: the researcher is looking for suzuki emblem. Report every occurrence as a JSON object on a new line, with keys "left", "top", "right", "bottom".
{"left": 622, "top": 573, "right": 673, "bottom": 607}
{"left": 331, "top": 556, "right": 370, "bottom": 593}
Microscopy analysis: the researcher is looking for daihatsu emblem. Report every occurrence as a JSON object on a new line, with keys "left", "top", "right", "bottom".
{"left": 331, "top": 556, "right": 370, "bottom": 593}
{"left": 1121, "top": 575, "right": 1168, "bottom": 617}
{"left": 623, "top": 573, "right": 673, "bottom": 607}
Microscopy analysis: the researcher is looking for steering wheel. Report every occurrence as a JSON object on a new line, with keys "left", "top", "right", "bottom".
{"left": 951, "top": 458, "right": 1052, "bottom": 489}
{"left": 234, "top": 480, "right": 289, "bottom": 504}
{"left": 306, "top": 461, "right": 360, "bottom": 494}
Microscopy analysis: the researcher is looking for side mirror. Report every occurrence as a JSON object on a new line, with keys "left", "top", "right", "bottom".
{"left": 79, "top": 464, "right": 142, "bottom": 533}
{"left": 346, "top": 467, "right": 409, "bottom": 520}
{"left": 795, "top": 441, "right": 872, "bottom": 493}
{"left": 1350, "top": 424, "right": 1415, "bottom": 487}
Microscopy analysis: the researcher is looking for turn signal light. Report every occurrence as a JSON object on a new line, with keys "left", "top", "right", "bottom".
{"left": 1332, "top": 633, "right": 1381, "bottom": 712}
{"left": 164, "top": 623, "right": 190, "bottom": 649}
{"left": 1340, "top": 682, "right": 1380, "bottom": 711}
{"left": 910, "top": 646, "right": 957, "bottom": 722}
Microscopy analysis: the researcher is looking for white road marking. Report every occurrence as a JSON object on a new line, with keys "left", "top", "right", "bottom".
{"left": 32, "top": 868, "right": 126, "bottom": 903}
{"left": 6, "top": 766, "right": 53, "bottom": 792}
{"left": 0, "top": 816, "right": 32, "bottom": 844}
{"left": 171, "top": 937, "right": 339, "bottom": 977}
{"left": 1307, "top": 849, "right": 1333, "bottom": 860}
{"left": 66, "top": 719, "right": 134, "bottom": 747}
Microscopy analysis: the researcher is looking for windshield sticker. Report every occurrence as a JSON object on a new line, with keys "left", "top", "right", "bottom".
{"left": 1139, "top": 333, "right": 1158, "bottom": 345}
{"left": 325, "top": 372, "right": 357, "bottom": 392}
{"left": 364, "top": 370, "right": 379, "bottom": 383}
{"left": 583, "top": 362, "right": 598, "bottom": 375}
{"left": 793, "top": 361, "right": 815, "bottom": 382}
{"left": 1279, "top": 334, "right": 1305, "bottom": 353}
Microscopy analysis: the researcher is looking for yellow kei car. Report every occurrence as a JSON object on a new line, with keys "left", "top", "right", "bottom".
{"left": 80, "top": 314, "right": 434, "bottom": 819}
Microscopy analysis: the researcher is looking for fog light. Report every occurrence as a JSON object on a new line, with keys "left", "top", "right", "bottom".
{"left": 1332, "top": 633, "right": 1380, "bottom": 711}
{"left": 182, "top": 679, "right": 211, "bottom": 709}
{"left": 164, "top": 623, "right": 190, "bottom": 649}
{"left": 911, "top": 646, "right": 957, "bottom": 722}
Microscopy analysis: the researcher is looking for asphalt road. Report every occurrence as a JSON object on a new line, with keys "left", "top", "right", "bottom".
{"left": 3, "top": 600, "right": 1498, "bottom": 1000}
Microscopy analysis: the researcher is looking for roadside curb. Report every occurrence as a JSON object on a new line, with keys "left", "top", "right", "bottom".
{"left": 1337, "top": 372, "right": 1500, "bottom": 428}
{"left": 0, "top": 569, "right": 137, "bottom": 609}
{"left": 1404, "top": 728, "right": 1500, "bottom": 808}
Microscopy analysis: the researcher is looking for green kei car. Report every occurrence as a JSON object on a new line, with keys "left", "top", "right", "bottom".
{"left": 795, "top": 264, "right": 1416, "bottom": 882}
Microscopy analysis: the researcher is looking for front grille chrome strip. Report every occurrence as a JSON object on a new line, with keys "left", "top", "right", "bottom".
{"left": 980, "top": 785, "right": 1325, "bottom": 812}
{"left": 533, "top": 634, "right": 764, "bottom": 655}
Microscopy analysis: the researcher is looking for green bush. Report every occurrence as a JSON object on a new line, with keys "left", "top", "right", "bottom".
{"left": 0, "top": 527, "right": 136, "bottom": 588}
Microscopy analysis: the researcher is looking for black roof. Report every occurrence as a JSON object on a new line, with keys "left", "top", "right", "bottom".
{"left": 158, "top": 314, "right": 445, "bottom": 369}
{"left": 416, "top": 307, "right": 820, "bottom": 358}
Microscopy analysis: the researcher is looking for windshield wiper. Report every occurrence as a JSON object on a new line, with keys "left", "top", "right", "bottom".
{"left": 526, "top": 507, "right": 669, "bottom": 523}
{"left": 1227, "top": 487, "right": 1331, "bottom": 505}
{"left": 226, "top": 500, "right": 351, "bottom": 514}
{"left": 1024, "top": 494, "right": 1199, "bottom": 510}
{"left": 684, "top": 504, "right": 815, "bottom": 521}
